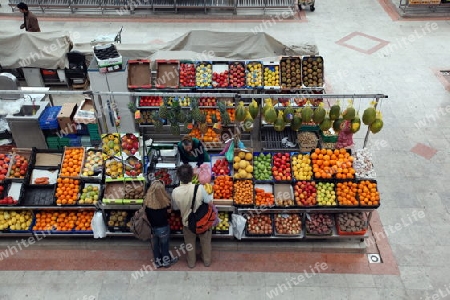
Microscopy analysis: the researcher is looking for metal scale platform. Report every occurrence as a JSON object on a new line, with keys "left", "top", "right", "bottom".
{"left": 146, "top": 143, "right": 180, "bottom": 186}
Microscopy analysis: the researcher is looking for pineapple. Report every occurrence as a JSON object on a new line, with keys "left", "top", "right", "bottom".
{"left": 191, "top": 98, "right": 202, "bottom": 123}
{"left": 159, "top": 98, "right": 169, "bottom": 119}
{"left": 218, "top": 101, "right": 231, "bottom": 125}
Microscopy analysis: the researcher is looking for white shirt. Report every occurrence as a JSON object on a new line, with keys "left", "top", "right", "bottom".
{"left": 172, "top": 183, "right": 212, "bottom": 227}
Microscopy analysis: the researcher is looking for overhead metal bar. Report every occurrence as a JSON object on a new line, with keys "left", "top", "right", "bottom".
{"left": 0, "top": 90, "right": 388, "bottom": 99}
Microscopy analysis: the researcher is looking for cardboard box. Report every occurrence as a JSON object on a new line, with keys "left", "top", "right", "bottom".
{"left": 74, "top": 98, "right": 96, "bottom": 124}
{"left": 57, "top": 102, "right": 78, "bottom": 133}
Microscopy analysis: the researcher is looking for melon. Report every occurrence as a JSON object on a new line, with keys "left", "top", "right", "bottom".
{"left": 248, "top": 99, "right": 259, "bottom": 119}
{"left": 342, "top": 104, "right": 356, "bottom": 121}
{"left": 363, "top": 106, "right": 376, "bottom": 125}
{"left": 301, "top": 105, "right": 313, "bottom": 124}
{"left": 370, "top": 119, "right": 383, "bottom": 134}
{"left": 333, "top": 119, "right": 344, "bottom": 133}
{"left": 239, "top": 160, "right": 247, "bottom": 169}
{"left": 291, "top": 113, "right": 302, "bottom": 131}
{"left": 313, "top": 104, "right": 326, "bottom": 124}
{"left": 319, "top": 116, "right": 332, "bottom": 132}
{"left": 330, "top": 102, "right": 341, "bottom": 120}
{"left": 351, "top": 115, "right": 361, "bottom": 133}
{"left": 239, "top": 169, "right": 247, "bottom": 178}
{"left": 262, "top": 99, "right": 273, "bottom": 115}
{"left": 284, "top": 104, "right": 295, "bottom": 124}
{"left": 264, "top": 105, "right": 277, "bottom": 124}
{"left": 274, "top": 110, "right": 286, "bottom": 132}
{"left": 243, "top": 108, "right": 254, "bottom": 132}
{"left": 236, "top": 101, "right": 246, "bottom": 122}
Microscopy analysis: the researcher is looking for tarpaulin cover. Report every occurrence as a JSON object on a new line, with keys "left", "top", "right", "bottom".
{"left": 77, "top": 30, "right": 318, "bottom": 62}
{"left": 0, "top": 31, "right": 72, "bottom": 69}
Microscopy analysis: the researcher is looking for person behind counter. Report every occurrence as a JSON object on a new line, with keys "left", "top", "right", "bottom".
{"left": 177, "top": 136, "right": 210, "bottom": 167}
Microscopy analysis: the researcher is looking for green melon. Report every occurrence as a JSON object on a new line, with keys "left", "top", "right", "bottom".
{"left": 248, "top": 99, "right": 259, "bottom": 119}
{"left": 274, "top": 110, "right": 286, "bottom": 132}
{"left": 370, "top": 119, "right": 383, "bottom": 134}
{"left": 351, "top": 116, "right": 361, "bottom": 133}
{"left": 264, "top": 105, "right": 277, "bottom": 124}
{"left": 313, "top": 105, "right": 326, "bottom": 124}
{"left": 362, "top": 107, "right": 376, "bottom": 125}
{"left": 343, "top": 106, "right": 356, "bottom": 121}
{"left": 291, "top": 113, "right": 302, "bottom": 131}
{"left": 301, "top": 106, "right": 313, "bottom": 124}
{"left": 284, "top": 105, "right": 295, "bottom": 124}
{"left": 235, "top": 101, "right": 246, "bottom": 122}
{"left": 319, "top": 116, "right": 332, "bottom": 132}
{"left": 330, "top": 104, "right": 341, "bottom": 120}
{"left": 333, "top": 119, "right": 344, "bottom": 133}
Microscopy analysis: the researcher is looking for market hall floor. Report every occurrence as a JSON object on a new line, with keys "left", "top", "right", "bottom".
{"left": 1, "top": 0, "right": 450, "bottom": 299}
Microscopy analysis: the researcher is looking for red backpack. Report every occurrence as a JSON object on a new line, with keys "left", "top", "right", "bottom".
{"left": 188, "top": 185, "right": 216, "bottom": 234}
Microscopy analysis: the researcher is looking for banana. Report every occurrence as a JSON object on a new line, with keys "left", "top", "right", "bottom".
{"left": 204, "top": 183, "right": 213, "bottom": 194}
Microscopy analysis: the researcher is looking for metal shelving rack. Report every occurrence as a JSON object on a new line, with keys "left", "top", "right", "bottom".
{"left": 399, "top": 0, "right": 450, "bottom": 13}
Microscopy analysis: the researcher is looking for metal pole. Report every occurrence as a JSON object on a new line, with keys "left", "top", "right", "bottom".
{"left": 0, "top": 90, "right": 388, "bottom": 100}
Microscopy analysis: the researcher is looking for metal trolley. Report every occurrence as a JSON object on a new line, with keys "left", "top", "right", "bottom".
{"left": 298, "top": 0, "right": 315, "bottom": 11}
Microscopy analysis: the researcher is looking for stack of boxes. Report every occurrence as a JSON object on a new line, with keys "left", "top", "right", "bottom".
{"left": 39, "top": 99, "right": 101, "bottom": 149}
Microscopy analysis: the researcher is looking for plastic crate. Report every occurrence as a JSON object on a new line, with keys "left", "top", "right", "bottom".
{"left": 69, "top": 136, "right": 81, "bottom": 147}
{"left": 76, "top": 124, "right": 89, "bottom": 135}
{"left": 81, "top": 136, "right": 92, "bottom": 147}
{"left": 39, "top": 106, "right": 62, "bottom": 130}
{"left": 59, "top": 137, "right": 70, "bottom": 147}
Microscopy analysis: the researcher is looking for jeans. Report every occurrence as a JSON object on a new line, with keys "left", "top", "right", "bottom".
{"left": 151, "top": 225, "right": 171, "bottom": 267}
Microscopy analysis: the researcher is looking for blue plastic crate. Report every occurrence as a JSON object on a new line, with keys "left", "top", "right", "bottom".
{"left": 39, "top": 106, "right": 62, "bottom": 130}
{"left": 76, "top": 124, "right": 89, "bottom": 135}
{"left": 69, "top": 136, "right": 81, "bottom": 146}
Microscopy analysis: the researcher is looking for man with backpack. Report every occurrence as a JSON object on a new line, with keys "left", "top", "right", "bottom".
{"left": 172, "top": 164, "right": 213, "bottom": 268}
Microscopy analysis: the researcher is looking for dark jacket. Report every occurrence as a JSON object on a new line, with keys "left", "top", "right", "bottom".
{"left": 24, "top": 11, "right": 40, "bottom": 32}
{"left": 177, "top": 138, "right": 210, "bottom": 167}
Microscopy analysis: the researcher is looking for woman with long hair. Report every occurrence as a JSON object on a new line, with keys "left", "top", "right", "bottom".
{"left": 144, "top": 180, "right": 178, "bottom": 268}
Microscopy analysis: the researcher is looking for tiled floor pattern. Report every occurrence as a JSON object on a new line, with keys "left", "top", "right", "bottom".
{"left": 410, "top": 142, "right": 438, "bottom": 160}
{"left": 335, "top": 32, "right": 390, "bottom": 55}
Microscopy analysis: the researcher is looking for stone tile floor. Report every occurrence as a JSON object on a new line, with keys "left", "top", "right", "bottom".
{"left": 1, "top": 0, "right": 450, "bottom": 298}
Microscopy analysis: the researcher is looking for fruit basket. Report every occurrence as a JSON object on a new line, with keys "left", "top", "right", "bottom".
{"left": 123, "top": 181, "right": 145, "bottom": 205}
{"left": 55, "top": 178, "right": 81, "bottom": 206}
{"left": 232, "top": 149, "right": 253, "bottom": 180}
{"left": 0, "top": 153, "right": 12, "bottom": 182}
{"left": 59, "top": 147, "right": 85, "bottom": 179}
{"left": 245, "top": 214, "right": 273, "bottom": 236}
{"left": 357, "top": 179, "right": 380, "bottom": 208}
{"left": 210, "top": 155, "right": 232, "bottom": 178}
{"left": 298, "top": 131, "right": 319, "bottom": 153}
{"left": 149, "top": 168, "right": 178, "bottom": 186}
{"left": 316, "top": 180, "right": 338, "bottom": 207}
{"left": 305, "top": 213, "right": 334, "bottom": 236}
{"left": 291, "top": 152, "right": 313, "bottom": 181}
{"left": 6, "top": 150, "right": 32, "bottom": 181}
{"left": 78, "top": 182, "right": 102, "bottom": 205}
{"left": 20, "top": 184, "right": 56, "bottom": 206}
{"left": 102, "top": 182, "right": 125, "bottom": 205}
{"left": 254, "top": 183, "right": 274, "bottom": 207}
{"left": 105, "top": 156, "right": 124, "bottom": 181}
{"left": 233, "top": 179, "right": 254, "bottom": 207}
{"left": 274, "top": 183, "right": 295, "bottom": 207}
{"left": 272, "top": 152, "right": 293, "bottom": 183}
{"left": 155, "top": 60, "right": 179, "bottom": 89}
{"left": 310, "top": 148, "right": 354, "bottom": 180}
{"left": 80, "top": 148, "right": 103, "bottom": 180}
{"left": 336, "top": 181, "right": 359, "bottom": 207}
{"left": 253, "top": 152, "right": 273, "bottom": 183}
{"left": 274, "top": 213, "right": 303, "bottom": 237}
{"left": 262, "top": 60, "right": 280, "bottom": 90}
{"left": 228, "top": 61, "right": 246, "bottom": 88}
{"left": 127, "top": 59, "right": 151, "bottom": 89}
{"left": 212, "top": 175, "right": 233, "bottom": 201}
{"left": 179, "top": 61, "right": 196, "bottom": 88}
{"left": 120, "top": 133, "right": 141, "bottom": 158}
{"left": 9, "top": 210, "right": 35, "bottom": 233}
{"left": 168, "top": 210, "right": 183, "bottom": 234}
{"left": 280, "top": 56, "right": 302, "bottom": 90}
{"left": 245, "top": 61, "right": 263, "bottom": 89}
{"left": 29, "top": 168, "right": 59, "bottom": 185}
{"left": 301, "top": 56, "right": 324, "bottom": 88}
{"left": 124, "top": 156, "right": 143, "bottom": 179}
{"left": 213, "top": 211, "right": 231, "bottom": 234}
{"left": 0, "top": 181, "right": 22, "bottom": 206}
{"left": 293, "top": 180, "right": 318, "bottom": 207}
{"left": 106, "top": 210, "right": 131, "bottom": 232}
{"left": 101, "top": 133, "right": 121, "bottom": 158}
{"left": 137, "top": 96, "right": 163, "bottom": 108}
{"left": 320, "top": 129, "right": 339, "bottom": 143}
{"left": 195, "top": 61, "right": 213, "bottom": 88}
{"left": 353, "top": 148, "right": 377, "bottom": 180}
{"left": 336, "top": 212, "right": 367, "bottom": 236}
{"left": 212, "top": 62, "right": 229, "bottom": 88}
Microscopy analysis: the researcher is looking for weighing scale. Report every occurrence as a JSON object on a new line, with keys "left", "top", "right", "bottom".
{"left": 146, "top": 143, "right": 180, "bottom": 186}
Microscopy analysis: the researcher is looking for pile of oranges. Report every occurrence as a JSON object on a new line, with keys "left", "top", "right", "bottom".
{"left": 311, "top": 148, "right": 355, "bottom": 179}
{"left": 188, "top": 127, "right": 202, "bottom": 139}
{"left": 336, "top": 182, "right": 358, "bottom": 206}
{"left": 55, "top": 178, "right": 80, "bottom": 205}
{"left": 201, "top": 109, "right": 221, "bottom": 124}
{"left": 32, "top": 211, "right": 93, "bottom": 231}
{"left": 201, "top": 128, "right": 220, "bottom": 143}
{"left": 213, "top": 176, "right": 233, "bottom": 199}
{"left": 358, "top": 180, "right": 380, "bottom": 206}
{"left": 60, "top": 148, "right": 84, "bottom": 177}
{"left": 227, "top": 109, "right": 235, "bottom": 122}
{"left": 255, "top": 188, "right": 274, "bottom": 206}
